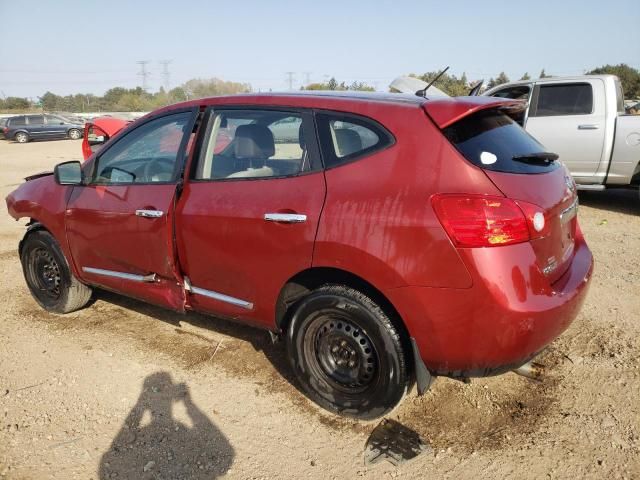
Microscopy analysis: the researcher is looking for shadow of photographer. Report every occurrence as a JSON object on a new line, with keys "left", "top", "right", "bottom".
{"left": 99, "top": 371, "right": 234, "bottom": 479}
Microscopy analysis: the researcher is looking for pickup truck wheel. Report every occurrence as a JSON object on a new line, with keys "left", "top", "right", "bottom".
{"left": 20, "top": 230, "right": 92, "bottom": 314}
{"left": 14, "top": 132, "right": 29, "bottom": 143}
{"left": 286, "top": 285, "right": 409, "bottom": 420}
{"left": 68, "top": 128, "right": 81, "bottom": 140}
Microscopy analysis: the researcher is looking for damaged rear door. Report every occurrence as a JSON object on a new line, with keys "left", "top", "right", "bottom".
{"left": 65, "top": 108, "right": 198, "bottom": 310}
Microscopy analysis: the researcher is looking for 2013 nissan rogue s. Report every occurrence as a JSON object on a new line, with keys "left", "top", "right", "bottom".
{"left": 5, "top": 91, "right": 593, "bottom": 419}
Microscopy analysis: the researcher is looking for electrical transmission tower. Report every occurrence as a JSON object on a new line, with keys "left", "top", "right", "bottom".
{"left": 159, "top": 60, "right": 172, "bottom": 91}
{"left": 303, "top": 72, "right": 312, "bottom": 86}
{"left": 136, "top": 60, "right": 151, "bottom": 92}
{"left": 285, "top": 72, "right": 295, "bottom": 90}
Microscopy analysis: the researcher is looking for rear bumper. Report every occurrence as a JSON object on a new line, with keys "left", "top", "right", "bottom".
{"left": 385, "top": 230, "right": 593, "bottom": 377}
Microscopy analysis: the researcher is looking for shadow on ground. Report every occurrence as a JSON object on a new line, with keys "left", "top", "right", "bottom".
{"left": 578, "top": 188, "right": 640, "bottom": 215}
{"left": 99, "top": 371, "right": 234, "bottom": 479}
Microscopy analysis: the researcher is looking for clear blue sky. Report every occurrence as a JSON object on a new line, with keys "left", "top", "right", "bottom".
{"left": 0, "top": 0, "right": 638, "bottom": 98}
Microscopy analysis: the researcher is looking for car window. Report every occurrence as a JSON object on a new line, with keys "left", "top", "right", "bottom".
{"left": 27, "top": 115, "right": 45, "bottom": 125}
{"left": 10, "top": 117, "right": 26, "bottom": 126}
{"left": 490, "top": 85, "right": 531, "bottom": 100}
{"left": 316, "top": 113, "right": 393, "bottom": 168}
{"left": 195, "top": 109, "right": 310, "bottom": 180}
{"left": 45, "top": 115, "right": 63, "bottom": 125}
{"left": 534, "top": 83, "right": 593, "bottom": 116}
{"left": 92, "top": 112, "right": 191, "bottom": 184}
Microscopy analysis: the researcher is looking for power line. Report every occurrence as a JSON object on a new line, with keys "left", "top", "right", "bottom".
{"left": 285, "top": 71, "right": 295, "bottom": 90}
{"left": 159, "top": 60, "right": 172, "bottom": 91}
{"left": 136, "top": 60, "right": 151, "bottom": 92}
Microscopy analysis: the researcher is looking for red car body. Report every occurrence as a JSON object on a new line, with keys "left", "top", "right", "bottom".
{"left": 7, "top": 92, "right": 593, "bottom": 380}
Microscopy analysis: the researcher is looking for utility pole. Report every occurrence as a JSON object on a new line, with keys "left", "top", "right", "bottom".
{"left": 159, "top": 60, "right": 172, "bottom": 91}
{"left": 136, "top": 60, "right": 151, "bottom": 92}
{"left": 303, "top": 71, "right": 312, "bottom": 86}
{"left": 285, "top": 71, "right": 295, "bottom": 90}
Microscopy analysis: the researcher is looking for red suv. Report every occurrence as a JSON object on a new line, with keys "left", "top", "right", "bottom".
{"left": 6, "top": 92, "right": 593, "bottom": 419}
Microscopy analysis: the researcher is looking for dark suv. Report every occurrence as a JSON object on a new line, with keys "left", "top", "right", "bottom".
{"left": 3, "top": 114, "right": 84, "bottom": 143}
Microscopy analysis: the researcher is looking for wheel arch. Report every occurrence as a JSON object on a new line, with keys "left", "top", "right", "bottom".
{"left": 12, "top": 129, "right": 29, "bottom": 139}
{"left": 275, "top": 267, "right": 412, "bottom": 352}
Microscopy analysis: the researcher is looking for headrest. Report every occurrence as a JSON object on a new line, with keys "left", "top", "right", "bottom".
{"left": 333, "top": 128, "right": 363, "bottom": 157}
{"left": 234, "top": 124, "right": 275, "bottom": 159}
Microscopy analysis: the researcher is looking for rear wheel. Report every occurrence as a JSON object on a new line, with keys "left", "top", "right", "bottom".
{"left": 14, "top": 132, "right": 29, "bottom": 143}
{"left": 68, "top": 128, "right": 81, "bottom": 140}
{"left": 20, "top": 230, "right": 92, "bottom": 313}
{"left": 286, "top": 285, "right": 409, "bottom": 420}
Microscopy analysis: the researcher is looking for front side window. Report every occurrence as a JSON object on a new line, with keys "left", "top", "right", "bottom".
{"left": 92, "top": 112, "right": 191, "bottom": 184}
{"left": 27, "top": 115, "right": 44, "bottom": 125}
{"left": 491, "top": 85, "right": 531, "bottom": 100}
{"left": 195, "top": 109, "right": 311, "bottom": 180}
{"left": 534, "top": 83, "right": 593, "bottom": 116}
{"left": 316, "top": 113, "right": 393, "bottom": 168}
{"left": 45, "top": 115, "right": 64, "bottom": 125}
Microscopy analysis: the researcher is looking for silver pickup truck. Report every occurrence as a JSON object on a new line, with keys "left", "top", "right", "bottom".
{"left": 484, "top": 75, "right": 640, "bottom": 192}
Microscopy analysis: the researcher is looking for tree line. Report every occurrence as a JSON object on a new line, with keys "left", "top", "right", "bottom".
{"left": 1, "top": 64, "right": 638, "bottom": 113}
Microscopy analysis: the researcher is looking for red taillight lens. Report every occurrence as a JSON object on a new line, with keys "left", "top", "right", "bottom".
{"left": 2, "top": 127, "right": 7, "bottom": 135}
{"left": 432, "top": 194, "right": 546, "bottom": 247}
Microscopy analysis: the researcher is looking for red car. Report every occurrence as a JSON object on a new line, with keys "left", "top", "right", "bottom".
{"left": 6, "top": 92, "right": 593, "bottom": 419}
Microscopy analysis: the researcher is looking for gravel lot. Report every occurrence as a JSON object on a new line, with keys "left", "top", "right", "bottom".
{"left": 0, "top": 139, "right": 638, "bottom": 479}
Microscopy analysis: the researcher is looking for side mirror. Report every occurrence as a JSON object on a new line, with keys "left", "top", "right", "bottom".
{"left": 54, "top": 161, "right": 83, "bottom": 185}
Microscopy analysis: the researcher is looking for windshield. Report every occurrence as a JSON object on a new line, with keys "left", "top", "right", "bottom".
{"left": 443, "top": 110, "right": 560, "bottom": 174}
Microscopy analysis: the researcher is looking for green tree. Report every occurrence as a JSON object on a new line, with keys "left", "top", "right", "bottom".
{"left": 487, "top": 72, "right": 510, "bottom": 89}
{"left": 520, "top": 72, "right": 531, "bottom": 80}
{"left": 539, "top": 69, "right": 549, "bottom": 78}
{"left": 414, "top": 71, "right": 470, "bottom": 96}
{"left": 587, "top": 64, "right": 640, "bottom": 98}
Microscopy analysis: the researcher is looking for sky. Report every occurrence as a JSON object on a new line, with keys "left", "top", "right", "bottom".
{"left": 0, "top": 0, "right": 638, "bottom": 99}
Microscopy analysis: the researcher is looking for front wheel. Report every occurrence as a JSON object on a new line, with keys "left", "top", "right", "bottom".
{"left": 286, "top": 285, "right": 410, "bottom": 420}
{"left": 20, "top": 230, "right": 92, "bottom": 313}
{"left": 68, "top": 128, "right": 81, "bottom": 140}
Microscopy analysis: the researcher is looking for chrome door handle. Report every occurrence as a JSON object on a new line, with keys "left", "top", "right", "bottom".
{"left": 578, "top": 124, "right": 599, "bottom": 130}
{"left": 264, "top": 213, "right": 307, "bottom": 223}
{"left": 136, "top": 209, "right": 164, "bottom": 218}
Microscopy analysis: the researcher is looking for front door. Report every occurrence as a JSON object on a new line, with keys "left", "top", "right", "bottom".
{"left": 26, "top": 115, "right": 46, "bottom": 139}
{"left": 65, "top": 109, "right": 198, "bottom": 310}
{"left": 526, "top": 80, "right": 606, "bottom": 180}
{"left": 176, "top": 107, "right": 326, "bottom": 326}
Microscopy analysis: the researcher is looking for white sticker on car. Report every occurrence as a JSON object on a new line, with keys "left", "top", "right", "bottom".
{"left": 480, "top": 151, "right": 497, "bottom": 165}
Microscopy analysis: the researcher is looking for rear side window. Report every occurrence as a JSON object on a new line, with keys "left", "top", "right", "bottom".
{"left": 316, "top": 113, "right": 393, "bottom": 168}
{"left": 491, "top": 85, "right": 531, "bottom": 100}
{"left": 534, "top": 83, "right": 593, "bottom": 116}
{"left": 10, "top": 117, "right": 26, "bottom": 126}
{"left": 443, "top": 110, "right": 560, "bottom": 174}
{"left": 27, "top": 115, "right": 45, "bottom": 125}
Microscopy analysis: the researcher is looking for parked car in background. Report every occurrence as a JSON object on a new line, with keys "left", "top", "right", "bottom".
{"left": 0, "top": 117, "right": 8, "bottom": 139}
{"left": 484, "top": 75, "right": 640, "bottom": 193}
{"left": 6, "top": 92, "right": 593, "bottom": 419}
{"left": 3, "top": 114, "right": 84, "bottom": 143}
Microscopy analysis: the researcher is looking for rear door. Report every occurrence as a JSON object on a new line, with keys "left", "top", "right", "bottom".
{"left": 176, "top": 107, "right": 326, "bottom": 327}
{"left": 526, "top": 80, "right": 606, "bottom": 180}
{"left": 65, "top": 108, "right": 198, "bottom": 310}
{"left": 26, "top": 115, "right": 46, "bottom": 139}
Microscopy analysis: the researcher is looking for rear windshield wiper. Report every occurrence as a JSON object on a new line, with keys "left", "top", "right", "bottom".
{"left": 512, "top": 152, "right": 559, "bottom": 164}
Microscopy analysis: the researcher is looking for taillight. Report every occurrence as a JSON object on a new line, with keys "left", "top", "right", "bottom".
{"left": 432, "top": 194, "right": 548, "bottom": 248}
{"left": 2, "top": 127, "right": 7, "bottom": 135}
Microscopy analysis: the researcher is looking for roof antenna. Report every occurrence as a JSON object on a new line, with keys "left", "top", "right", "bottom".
{"left": 416, "top": 66, "right": 449, "bottom": 98}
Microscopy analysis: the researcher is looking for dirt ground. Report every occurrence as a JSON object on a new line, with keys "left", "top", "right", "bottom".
{"left": 0, "top": 139, "right": 638, "bottom": 480}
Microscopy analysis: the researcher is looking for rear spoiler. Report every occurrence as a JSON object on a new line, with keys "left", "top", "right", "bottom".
{"left": 423, "top": 97, "right": 526, "bottom": 129}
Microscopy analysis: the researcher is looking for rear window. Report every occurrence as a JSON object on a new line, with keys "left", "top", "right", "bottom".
{"left": 443, "top": 110, "right": 560, "bottom": 174}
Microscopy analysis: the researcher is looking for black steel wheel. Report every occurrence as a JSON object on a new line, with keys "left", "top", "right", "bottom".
{"left": 287, "top": 285, "right": 409, "bottom": 420}
{"left": 20, "top": 229, "right": 92, "bottom": 313}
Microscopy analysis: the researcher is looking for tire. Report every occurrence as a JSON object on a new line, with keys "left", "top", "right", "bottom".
{"left": 286, "top": 285, "right": 409, "bottom": 420}
{"left": 68, "top": 128, "right": 81, "bottom": 140}
{"left": 14, "top": 132, "right": 29, "bottom": 143}
{"left": 20, "top": 230, "right": 92, "bottom": 314}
